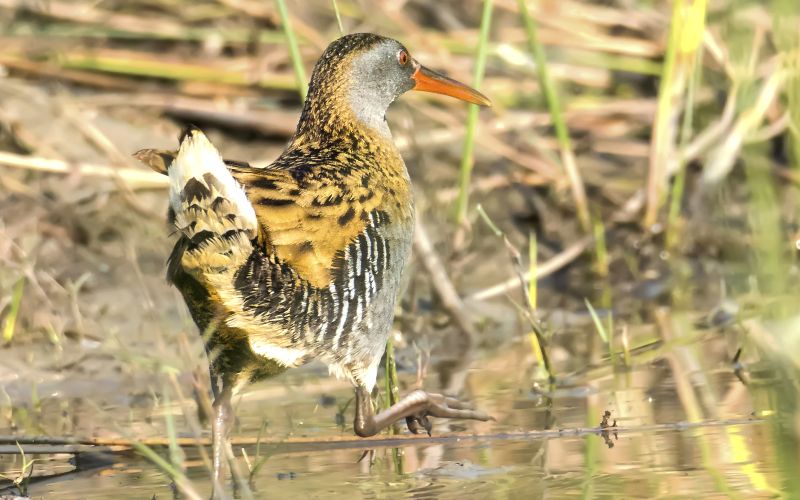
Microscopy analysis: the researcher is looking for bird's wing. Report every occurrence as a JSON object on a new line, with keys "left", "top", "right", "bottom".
{"left": 134, "top": 147, "right": 390, "bottom": 289}
{"left": 229, "top": 165, "right": 385, "bottom": 289}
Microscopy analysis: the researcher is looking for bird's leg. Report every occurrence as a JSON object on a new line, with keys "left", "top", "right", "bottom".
{"left": 211, "top": 377, "right": 234, "bottom": 500}
{"left": 353, "top": 386, "right": 490, "bottom": 437}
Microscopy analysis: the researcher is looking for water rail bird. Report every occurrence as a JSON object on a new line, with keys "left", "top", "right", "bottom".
{"left": 135, "top": 33, "right": 491, "bottom": 495}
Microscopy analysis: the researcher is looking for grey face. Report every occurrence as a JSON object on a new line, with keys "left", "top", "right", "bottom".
{"left": 347, "top": 39, "right": 416, "bottom": 135}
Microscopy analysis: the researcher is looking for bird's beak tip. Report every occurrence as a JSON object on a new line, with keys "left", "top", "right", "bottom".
{"left": 412, "top": 64, "right": 491, "bottom": 107}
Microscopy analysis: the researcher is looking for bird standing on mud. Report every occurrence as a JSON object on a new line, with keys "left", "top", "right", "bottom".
{"left": 135, "top": 33, "right": 491, "bottom": 496}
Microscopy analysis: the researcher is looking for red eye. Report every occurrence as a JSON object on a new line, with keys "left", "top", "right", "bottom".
{"left": 398, "top": 50, "right": 409, "bottom": 66}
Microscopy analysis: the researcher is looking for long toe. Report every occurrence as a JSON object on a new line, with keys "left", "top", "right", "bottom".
{"left": 418, "top": 391, "right": 491, "bottom": 422}
{"left": 437, "top": 394, "right": 476, "bottom": 410}
{"left": 426, "top": 402, "right": 492, "bottom": 422}
{"left": 358, "top": 389, "right": 491, "bottom": 437}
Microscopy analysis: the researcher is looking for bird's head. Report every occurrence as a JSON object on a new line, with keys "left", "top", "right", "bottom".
{"left": 297, "top": 33, "right": 491, "bottom": 140}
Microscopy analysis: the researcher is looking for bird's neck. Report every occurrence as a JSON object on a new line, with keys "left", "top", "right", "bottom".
{"left": 293, "top": 85, "right": 394, "bottom": 146}
{"left": 289, "top": 91, "right": 412, "bottom": 219}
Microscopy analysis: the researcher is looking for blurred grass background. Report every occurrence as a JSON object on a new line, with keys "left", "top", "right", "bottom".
{"left": 0, "top": 0, "right": 799, "bottom": 495}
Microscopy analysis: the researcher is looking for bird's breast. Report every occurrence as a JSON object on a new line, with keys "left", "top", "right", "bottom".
{"left": 228, "top": 139, "right": 415, "bottom": 363}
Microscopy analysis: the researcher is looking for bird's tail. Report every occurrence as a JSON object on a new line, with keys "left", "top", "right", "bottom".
{"left": 165, "top": 128, "right": 258, "bottom": 278}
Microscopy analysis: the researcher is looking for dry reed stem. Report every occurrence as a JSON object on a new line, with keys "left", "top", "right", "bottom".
{"left": 467, "top": 235, "right": 593, "bottom": 302}
{"left": 0, "top": 151, "right": 168, "bottom": 189}
{"left": 60, "top": 99, "right": 162, "bottom": 218}
{"left": 703, "top": 70, "right": 786, "bottom": 184}
{"left": 413, "top": 216, "right": 477, "bottom": 344}
{"left": 0, "top": 416, "right": 764, "bottom": 456}
{"left": 0, "top": 56, "right": 140, "bottom": 91}
{"left": 0, "top": 0, "right": 189, "bottom": 38}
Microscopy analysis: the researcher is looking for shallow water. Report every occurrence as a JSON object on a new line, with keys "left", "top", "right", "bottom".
{"left": 28, "top": 420, "right": 778, "bottom": 499}
{"left": 1, "top": 326, "right": 796, "bottom": 499}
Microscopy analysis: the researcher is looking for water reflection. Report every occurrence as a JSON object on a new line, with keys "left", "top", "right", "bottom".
{"left": 1, "top": 319, "right": 799, "bottom": 498}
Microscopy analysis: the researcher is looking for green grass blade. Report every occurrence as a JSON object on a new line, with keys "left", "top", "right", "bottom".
{"left": 276, "top": 0, "right": 308, "bottom": 101}
{"left": 2, "top": 277, "right": 25, "bottom": 343}
{"left": 161, "top": 390, "right": 183, "bottom": 475}
{"left": 131, "top": 441, "right": 203, "bottom": 500}
{"left": 645, "top": 0, "right": 707, "bottom": 227}
{"left": 667, "top": 47, "right": 703, "bottom": 248}
{"left": 384, "top": 338, "right": 399, "bottom": 409}
{"left": 331, "top": 0, "right": 345, "bottom": 35}
{"left": 455, "top": 0, "right": 494, "bottom": 223}
{"left": 517, "top": 0, "right": 589, "bottom": 231}
{"left": 59, "top": 53, "right": 297, "bottom": 90}
{"left": 528, "top": 232, "right": 537, "bottom": 310}
{"left": 592, "top": 218, "right": 608, "bottom": 277}
{"left": 772, "top": 0, "right": 800, "bottom": 168}
{"left": 383, "top": 337, "right": 400, "bottom": 436}
{"left": 584, "top": 298, "right": 609, "bottom": 344}
{"left": 476, "top": 204, "right": 503, "bottom": 237}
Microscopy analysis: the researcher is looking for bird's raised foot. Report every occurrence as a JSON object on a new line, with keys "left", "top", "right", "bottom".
{"left": 354, "top": 388, "right": 490, "bottom": 437}
{"left": 403, "top": 391, "right": 489, "bottom": 435}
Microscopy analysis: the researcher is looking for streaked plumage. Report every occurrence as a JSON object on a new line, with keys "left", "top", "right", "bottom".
{"left": 135, "top": 33, "right": 491, "bottom": 498}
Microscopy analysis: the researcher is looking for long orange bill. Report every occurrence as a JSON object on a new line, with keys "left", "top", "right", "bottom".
{"left": 411, "top": 62, "right": 491, "bottom": 107}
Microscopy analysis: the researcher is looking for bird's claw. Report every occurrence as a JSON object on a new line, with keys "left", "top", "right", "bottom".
{"left": 405, "top": 414, "right": 432, "bottom": 436}
{"left": 401, "top": 391, "right": 490, "bottom": 435}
